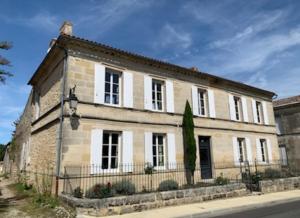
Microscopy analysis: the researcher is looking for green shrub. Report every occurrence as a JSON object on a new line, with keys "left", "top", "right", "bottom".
{"left": 33, "top": 194, "right": 59, "bottom": 208}
{"left": 262, "top": 168, "right": 281, "bottom": 179}
{"left": 214, "top": 176, "right": 230, "bottom": 185}
{"left": 85, "top": 183, "right": 113, "bottom": 199}
{"left": 112, "top": 180, "right": 136, "bottom": 195}
{"left": 144, "top": 163, "right": 154, "bottom": 174}
{"left": 158, "top": 180, "right": 179, "bottom": 191}
{"left": 73, "top": 187, "right": 83, "bottom": 198}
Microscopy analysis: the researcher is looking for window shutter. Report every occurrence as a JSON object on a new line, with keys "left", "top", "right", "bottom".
{"left": 241, "top": 97, "right": 249, "bottom": 122}
{"left": 207, "top": 89, "right": 216, "bottom": 118}
{"left": 229, "top": 94, "right": 236, "bottom": 120}
{"left": 262, "top": 101, "right": 269, "bottom": 125}
{"left": 123, "top": 71, "right": 133, "bottom": 108}
{"left": 266, "top": 138, "right": 273, "bottom": 163}
{"left": 144, "top": 75, "right": 152, "bottom": 110}
{"left": 144, "top": 132, "right": 153, "bottom": 166}
{"left": 90, "top": 129, "right": 103, "bottom": 174}
{"left": 256, "top": 138, "right": 263, "bottom": 163}
{"left": 122, "top": 131, "right": 133, "bottom": 172}
{"left": 94, "top": 63, "right": 105, "bottom": 104}
{"left": 192, "top": 85, "right": 198, "bottom": 116}
{"left": 232, "top": 137, "right": 239, "bottom": 166}
{"left": 245, "top": 137, "right": 253, "bottom": 165}
{"left": 252, "top": 99, "right": 258, "bottom": 123}
{"left": 167, "top": 133, "right": 176, "bottom": 169}
{"left": 166, "top": 80, "right": 174, "bottom": 113}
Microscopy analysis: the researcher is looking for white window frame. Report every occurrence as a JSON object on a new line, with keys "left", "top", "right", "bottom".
{"left": 238, "top": 138, "right": 247, "bottom": 163}
{"left": 259, "top": 139, "right": 268, "bottom": 163}
{"left": 104, "top": 69, "right": 122, "bottom": 107}
{"left": 152, "top": 79, "right": 165, "bottom": 112}
{"left": 234, "top": 96, "right": 242, "bottom": 121}
{"left": 152, "top": 133, "right": 166, "bottom": 170}
{"left": 197, "top": 89, "right": 207, "bottom": 116}
{"left": 101, "top": 131, "right": 121, "bottom": 173}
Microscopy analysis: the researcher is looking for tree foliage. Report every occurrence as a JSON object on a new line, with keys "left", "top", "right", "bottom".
{"left": 0, "top": 41, "right": 13, "bottom": 83}
{"left": 182, "top": 101, "right": 196, "bottom": 184}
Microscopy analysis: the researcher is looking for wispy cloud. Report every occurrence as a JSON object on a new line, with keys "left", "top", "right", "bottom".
{"left": 0, "top": 11, "right": 60, "bottom": 33}
{"left": 154, "top": 23, "right": 192, "bottom": 50}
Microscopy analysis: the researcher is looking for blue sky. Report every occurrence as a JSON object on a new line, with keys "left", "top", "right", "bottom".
{"left": 1, "top": 0, "right": 300, "bottom": 144}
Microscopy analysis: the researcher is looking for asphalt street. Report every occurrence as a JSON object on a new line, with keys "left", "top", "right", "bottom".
{"left": 205, "top": 199, "right": 300, "bottom": 218}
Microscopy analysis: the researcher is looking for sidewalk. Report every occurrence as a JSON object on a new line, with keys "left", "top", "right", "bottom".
{"left": 78, "top": 190, "right": 300, "bottom": 218}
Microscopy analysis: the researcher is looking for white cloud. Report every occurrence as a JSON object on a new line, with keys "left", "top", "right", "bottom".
{"left": 154, "top": 24, "right": 192, "bottom": 50}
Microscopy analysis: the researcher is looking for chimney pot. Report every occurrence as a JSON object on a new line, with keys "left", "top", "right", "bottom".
{"left": 59, "top": 21, "right": 73, "bottom": 36}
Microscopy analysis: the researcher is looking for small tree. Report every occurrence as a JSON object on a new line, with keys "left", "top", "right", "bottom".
{"left": 0, "top": 41, "right": 13, "bottom": 83}
{"left": 182, "top": 101, "right": 196, "bottom": 185}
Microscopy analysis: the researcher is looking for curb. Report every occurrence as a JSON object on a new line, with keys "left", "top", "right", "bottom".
{"left": 176, "top": 196, "right": 300, "bottom": 218}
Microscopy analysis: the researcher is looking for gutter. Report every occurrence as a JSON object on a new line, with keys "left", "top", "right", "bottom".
{"left": 55, "top": 43, "right": 68, "bottom": 196}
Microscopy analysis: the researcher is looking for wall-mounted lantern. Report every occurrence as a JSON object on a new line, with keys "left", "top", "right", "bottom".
{"left": 68, "top": 85, "right": 78, "bottom": 116}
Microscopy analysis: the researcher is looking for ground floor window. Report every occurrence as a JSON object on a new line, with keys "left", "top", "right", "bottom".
{"left": 102, "top": 132, "right": 120, "bottom": 170}
{"left": 238, "top": 138, "right": 247, "bottom": 163}
{"left": 260, "top": 139, "right": 268, "bottom": 163}
{"left": 152, "top": 134, "right": 165, "bottom": 168}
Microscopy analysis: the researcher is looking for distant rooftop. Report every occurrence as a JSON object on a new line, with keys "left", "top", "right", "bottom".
{"left": 273, "top": 95, "right": 300, "bottom": 107}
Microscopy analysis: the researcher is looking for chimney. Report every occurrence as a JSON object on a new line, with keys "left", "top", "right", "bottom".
{"left": 59, "top": 21, "right": 73, "bottom": 36}
{"left": 190, "top": 66, "right": 199, "bottom": 72}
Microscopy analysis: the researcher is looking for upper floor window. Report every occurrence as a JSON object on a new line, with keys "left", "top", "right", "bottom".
{"left": 238, "top": 138, "right": 247, "bottom": 163}
{"left": 198, "top": 89, "right": 207, "bottom": 116}
{"left": 259, "top": 139, "right": 268, "bottom": 163}
{"left": 256, "top": 101, "right": 263, "bottom": 123}
{"left": 152, "top": 133, "right": 165, "bottom": 168}
{"left": 104, "top": 69, "right": 120, "bottom": 105}
{"left": 234, "top": 96, "right": 242, "bottom": 121}
{"left": 152, "top": 79, "right": 164, "bottom": 111}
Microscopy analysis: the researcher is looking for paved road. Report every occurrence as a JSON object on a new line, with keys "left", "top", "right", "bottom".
{"left": 206, "top": 200, "right": 300, "bottom": 218}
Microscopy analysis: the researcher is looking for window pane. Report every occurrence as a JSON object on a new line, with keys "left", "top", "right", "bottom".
{"left": 157, "top": 101, "right": 162, "bottom": 110}
{"left": 112, "top": 95, "right": 119, "bottom": 104}
{"left": 102, "top": 145, "right": 109, "bottom": 156}
{"left": 152, "top": 92, "right": 155, "bottom": 100}
{"left": 103, "top": 133, "right": 109, "bottom": 144}
{"left": 102, "top": 158, "right": 108, "bottom": 169}
{"left": 152, "top": 145, "right": 156, "bottom": 155}
{"left": 152, "top": 82, "right": 155, "bottom": 91}
{"left": 157, "top": 83, "right": 161, "bottom": 92}
{"left": 105, "top": 93, "right": 110, "bottom": 103}
{"left": 158, "top": 135, "right": 163, "bottom": 145}
{"left": 158, "top": 145, "right": 164, "bottom": 155}
{"left": 112, "top": 134, "right": 119, "bottom": 144}
{"left": 105, "top": 72, "right": 110, "bottom": 82}
{"left": 112, "top": 74, "right": 119, "bottom": 84}
{"left": 111, "top": 158, "right": 118, "bottom": 169}
{"left": 153, "top": 156, "right": 157, "bottom": 167}
{"left": 158, "top": 156, "right": 164, "bottom": 166}
{"left": 111, "top": 145, "right": 117, "bottom": 156}
{"left": 157, "top": 92, "right": 162, "bottom": 101}
{"left": 105, "top": 82, "right": 110, "bottom": 93}
{"left": 113, "top": 84, "right": 119, "bottom": 94}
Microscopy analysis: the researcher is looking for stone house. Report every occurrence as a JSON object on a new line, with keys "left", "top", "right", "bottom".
{"left": 15, "top": 22, "right": 279, "bottom": 194}
{"left": 273, "top": 95, "right": 300, "bottom": 170}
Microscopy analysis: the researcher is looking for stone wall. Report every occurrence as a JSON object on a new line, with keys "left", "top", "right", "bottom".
{"left": 259, "top": 177, "right": 300, "bottom": 193}
{"left": 60, "top": 183, "right": 248, "bottom": 216}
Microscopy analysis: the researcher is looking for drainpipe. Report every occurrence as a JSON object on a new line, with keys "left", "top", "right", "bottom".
{"left": 55, "top": 45, "right": 68, "bottom": 196}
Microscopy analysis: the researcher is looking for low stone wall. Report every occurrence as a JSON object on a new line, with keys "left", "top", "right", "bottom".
{"left": 259, "top": 177, "right": 300, "bottom": 193}
{"left": 60, "top": 183, "right": 247, "bottom": 216}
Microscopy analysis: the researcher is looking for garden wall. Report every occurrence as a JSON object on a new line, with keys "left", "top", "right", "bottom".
{"left": 259, "top": 176, "right": 300, "bottom": 193}
{"left": 60, "top": 183, "right": 247, "bottom": 216}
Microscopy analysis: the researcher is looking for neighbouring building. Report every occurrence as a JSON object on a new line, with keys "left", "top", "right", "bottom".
{"left": 14, "top": 21, "right": 279, "bottom": 194}
{"left": 274, "top": 95, "right": 300, "bottom": 170}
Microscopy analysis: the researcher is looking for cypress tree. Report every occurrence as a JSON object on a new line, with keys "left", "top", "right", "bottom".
{"left": 182, "top": 100, "right": 196, "bottom": 185}
{"left": 0, "top": 41, "right": 13, "bottom": 84}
